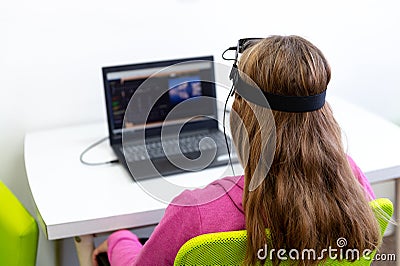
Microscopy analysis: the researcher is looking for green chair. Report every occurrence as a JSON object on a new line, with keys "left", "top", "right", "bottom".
{"left": 174, "top": 198, "right": 393, "bottom": 265}
{"left": 0, "top": 181, "right": 39, "bottom": 266}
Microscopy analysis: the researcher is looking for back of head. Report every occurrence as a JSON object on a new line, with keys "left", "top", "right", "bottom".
{"left": 230, "top": 35, "right": 380, "bottom": 265}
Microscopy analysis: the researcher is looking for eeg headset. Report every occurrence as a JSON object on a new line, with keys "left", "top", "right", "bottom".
{"left": 222, "top": 38, "right": 327, "bottom": 112}
{"left": 221, "top": 38, "right": 327, "bottom": 176}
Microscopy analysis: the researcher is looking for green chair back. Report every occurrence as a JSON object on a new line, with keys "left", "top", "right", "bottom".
{"left": 174, "top": 198, "right": 393, "bottom": 266}
{"left": 0, "top": 181, "right": 39, "bottom": 266}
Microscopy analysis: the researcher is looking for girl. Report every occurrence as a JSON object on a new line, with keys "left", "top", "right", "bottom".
{"left": 92, "top": 35, "right": 379, "bottom": 265}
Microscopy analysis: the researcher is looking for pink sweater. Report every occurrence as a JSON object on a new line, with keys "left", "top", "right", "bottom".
{"left": 107, "top": 157, "right": 375, "bottom": 265}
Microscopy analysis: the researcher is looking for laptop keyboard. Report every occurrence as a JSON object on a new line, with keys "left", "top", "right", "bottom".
{"left": 123, "top": 131, "right": 229, "bottom": 162}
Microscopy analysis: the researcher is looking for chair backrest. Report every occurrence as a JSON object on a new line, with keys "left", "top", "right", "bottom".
{"left": 174, "top": 198, "right": 393, "bottom": 266}
{"left": 0, "top": 181, "right": 39, "bottom": 266}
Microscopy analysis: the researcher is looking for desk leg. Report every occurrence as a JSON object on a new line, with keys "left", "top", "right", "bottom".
{"left": 396, "top": 179, "right": 400, "bottom": 266}
{"left": 74, "top": 235, "right": 94, "bottom": 266}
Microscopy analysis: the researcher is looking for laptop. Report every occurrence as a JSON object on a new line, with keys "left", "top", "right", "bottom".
{"left": 102, "top": 55, "right": 236, "bottom": 181}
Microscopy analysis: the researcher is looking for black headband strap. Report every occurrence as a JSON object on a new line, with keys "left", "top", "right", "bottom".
{"left": 235, "top": 74, "right": 326, "bottom": 113}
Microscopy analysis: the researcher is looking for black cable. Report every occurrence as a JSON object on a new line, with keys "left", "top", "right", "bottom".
{"left": 222, "top": 47, "right": 237, "bottom": 61}
{"left": 79, "top": 136, "right": 119, "bottom": 166}
{"left": 223, "top": 84, "right": 236, "bottom": 177}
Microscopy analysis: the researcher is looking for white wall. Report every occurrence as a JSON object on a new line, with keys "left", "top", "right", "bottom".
{"left": 1, "top": 0, "right": 399, "bottom": 265}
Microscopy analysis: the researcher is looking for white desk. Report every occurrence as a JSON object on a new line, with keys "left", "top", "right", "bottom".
{"left": 24, "top": 122, "right": 243, "bottom": 265}
{"left": 24, "top": 97, "right": 400, "bottom": 265}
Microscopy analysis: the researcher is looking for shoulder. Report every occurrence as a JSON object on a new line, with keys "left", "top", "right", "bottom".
{"left": 171, "top": 175, "right": 244, "bottom": 207}
{"left": 346, "top": 155, "right": 365, "bottom": 181}
{"left": 169, "top": 175, "right": 245, "bottom": 233}
{"left": 346, "top": 155, "right": 375, "bottom": 200}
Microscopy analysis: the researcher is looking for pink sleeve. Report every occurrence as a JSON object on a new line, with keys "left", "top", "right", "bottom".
{"left": 107, "top": 230, "right": 143, "bottom": 266}
{"left": 106, "top": 191, "right": 202, "bottom": 265}
{"left": 347, "top": 155, "right": 375, "bottom": 200}
{"left": 132, "top": 193, "right": 202, "bottom": 265}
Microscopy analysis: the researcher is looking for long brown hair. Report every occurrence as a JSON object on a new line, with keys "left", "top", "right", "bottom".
{"left": 229, "top": 35, "right": 380, "bottom": 265}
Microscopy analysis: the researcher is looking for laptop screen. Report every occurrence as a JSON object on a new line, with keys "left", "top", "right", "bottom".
{"left": 102, "top": 56, "right": 218, "bottom": 144}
